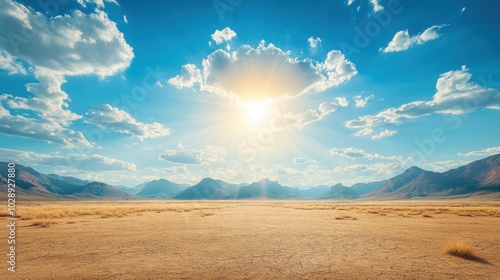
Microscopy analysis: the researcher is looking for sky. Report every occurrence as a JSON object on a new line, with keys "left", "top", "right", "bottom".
{"left": 0, "top": 0, "right": 499, "bottom": 187}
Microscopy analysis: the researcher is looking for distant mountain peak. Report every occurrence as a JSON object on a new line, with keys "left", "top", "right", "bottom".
{"left": 200, "top": 177, "right": 216, "bottom": 183}
{"left": 405, "top": 166, "right": 424, "bottom": 172}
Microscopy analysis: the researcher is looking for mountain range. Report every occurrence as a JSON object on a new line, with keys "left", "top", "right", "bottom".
{"left": 0, "top": 154, "right": 499, "bottom": 200}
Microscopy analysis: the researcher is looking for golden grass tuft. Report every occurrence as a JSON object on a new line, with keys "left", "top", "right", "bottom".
{"left": 444, "top": 240, "right": 475, "bottom": 259}
{"left": 335, "top": 215, "right": 357, "bottom": 220}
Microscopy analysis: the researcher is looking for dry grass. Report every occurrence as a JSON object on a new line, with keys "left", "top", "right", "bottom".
{"left": 31, "top": 220, "right": 57, "bottom": 227}
{"left": 8, "top": 201, "right": 500, "bottom": 279}
{"left": 444, "top": 240, "right": 476, "bottom": 259}
{"left": 17, "top": 202, "right": 233, "bottom": 220}
{"left": 335, "top": 215, "right": 357, "bottom": 220}
{"left": 279, "top": 203, "right": 500, "bottom": 218}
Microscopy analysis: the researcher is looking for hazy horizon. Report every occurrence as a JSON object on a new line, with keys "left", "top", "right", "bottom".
{"left": 0, "top": 0, "right": 499, "bottom": 188}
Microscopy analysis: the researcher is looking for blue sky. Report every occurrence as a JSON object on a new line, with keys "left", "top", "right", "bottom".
{"left": 0, "top": 0, "right": 499, "bottom": 187}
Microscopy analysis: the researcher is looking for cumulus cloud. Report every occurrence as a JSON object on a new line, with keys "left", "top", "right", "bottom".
{"left": 211, "top": 27, "right": 237, "bottom": 44}
{"left": 271, "top": 98, "right": 349, "bottom": 130}
{"left": 346, "top": 66, "right": 500, "bottom": 138}
{"left": 169, "top": 40, "right": 357, "bottom": 103}
{"left": 0, "top": 148, "right": 135, "bottom": 171}
{"left": 0, "top": 51, "right": 25, "bottom": 74}
{"left": 167, "top": 64, "right": 203, "bottom": 89}
{"left": 76, "top": 0, "right": 118, "bottom": 8}
{"left": 159, "top": 146, "right": 226, "bottom": 165}
{"left": 369, "top": 0, "right": 384, "bottom": 12}
{"left": 458, "top": 146, "right": 500, "bottom": 158}
{"left": 380, "top": 25, "right": 447, "bottom": 53}
{"left": 4, "top": 72, "right": 81, "bottom": 126}
{"left": 329, "top": 147, "right": 401, "bottom": 161}
{"left": 85, "top": 104, "right": 170, "bottom": 140}
{"left": 0, "top": 103, "right": 92, "bottom": 148}
{"left": 0, "top": 2, "right": 133, "bottom": 78}
{"left": 353, "top": 95, "right": 373, "bottom": 107}
{"left": 333, "top": 161, "right": 403, "bottom": 175}
{"left": 0, "top": 0, "right": 134, "bottom": 147}
{"left": 308, "top": 37, "right": 322, "bottom": 50}
{"left": 371, "top": 129, "right": 397, "bottom": 140}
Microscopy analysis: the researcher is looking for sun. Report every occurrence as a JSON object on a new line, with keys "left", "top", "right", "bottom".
{"left": 240, "top": 99, "right": 275, "bottom": 125}
{"left": 244, "top": 102, "right": 267, "bottom": 122}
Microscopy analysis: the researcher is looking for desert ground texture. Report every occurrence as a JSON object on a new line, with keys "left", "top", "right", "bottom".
{"left": 1, "top": 201, "right": 499, "bottom": 279}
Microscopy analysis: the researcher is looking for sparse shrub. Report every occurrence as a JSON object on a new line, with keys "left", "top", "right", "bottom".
{"left": 201, "top": 211, "right": 214, "bottom": 217}
{"left": 335, "top": 215, "right": 357, "bottom": 220}
{"left": 444, "top": 240, "right": 475, "bottom": 259}
{"left": 422, "top": 214, "right": 433, "bottom": 218}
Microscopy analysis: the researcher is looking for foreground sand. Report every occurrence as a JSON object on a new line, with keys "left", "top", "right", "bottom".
{"left": 1, "top": 201, "right": 499, "bottom": 279}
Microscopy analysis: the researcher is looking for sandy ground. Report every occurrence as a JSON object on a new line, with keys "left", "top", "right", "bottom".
{"left": 1, "top": 201, "right": 499, "bottom": 279}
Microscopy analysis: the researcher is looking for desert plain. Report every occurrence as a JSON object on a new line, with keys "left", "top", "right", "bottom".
{"left": 1, "top": 200, "right": 499, "bottom": 279}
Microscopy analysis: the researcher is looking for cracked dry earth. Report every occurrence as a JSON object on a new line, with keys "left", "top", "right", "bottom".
{"left": 2, "top": 202, "right": 499, "bottom": 279}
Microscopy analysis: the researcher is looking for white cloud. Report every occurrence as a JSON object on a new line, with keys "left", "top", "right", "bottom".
{"left": 460, "top": 7, "right": 466, "bottom": 15}
{"left": 308, "top": 37, "right": 322, "bottom": 50}
{"left": 381, "top": 25, "right": 447, "bottom": 53}
{"left": 159, "top": 146, "right": 226, "bottom": 165}
{"left": 39, "top": 154, "right": 136, "bottom": 171}
{"left": 211, "top": 27, "right": 237, "bottom": 44}
{"left": 0, "top": 103, "right": 92, "bottom": 148}
{"left": 333, "top": 162, "right": 403, "bottom": 176}
{"left": 169, "top": 41, "right": 356, "bottom": 103}
{"left": 0, "top": 50, "right": 25, "bottom": 74}
{"left": 459, "top": 146, "right": 500, "bottom": 158}
{"left": 329, "top": 147, "right": 401, "bottom": 161}
{"left": 422, "top": 160, "right": 470, "bottom": 172}
{"left": 369, "top": 0, "right": 384, "bottom": 12}
{"left": 167, "top": 64, "right": 203, "bottom": 89}
{"left": 85, "top": 104, "right": 170, "bottom": 140}
{"left": 123, "top": 15, "right": 128, "bottom": 23}
{"left": 353, "top": 95, "right": 373, "bottom": 107}
{"left": 335, "top": 97, "right": 350, "bottom": 107}
{"left": 0, "top": 0, "right": 133, "bottom": 147}
{"left": 371, "top": 129, "right": 397, "bottom": 140}
{"left": 346, "top": 66, "right": 500, "bottom": 138}
{"left": 271, "top": 99, "right": 346, "bottom": 130}
{"left": 0, "top": 2, "right": 133, "bottom": 78}
{"left": 76, "top": 0, "right": 118, "bottom": 8}
{"left": 347, "top": 0, "right": 355, "bottom": 5}
{"left": 4, "top": 72, "right": 81, "bottom": 126}
{"left": 0, "top": 148, "right": 135, "bottom": 171}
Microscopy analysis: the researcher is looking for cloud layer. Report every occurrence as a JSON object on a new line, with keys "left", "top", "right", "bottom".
{"left": 169, "top": 40, "right": 357, "bottom": 103}
{"left": 459, "top": 146, "right": 500, "bottom": 158}
{"left": 0, "top": 0, "right": 133, "bottom": 147}
{"left": 85, "top": 104, "right": 170, "bottom": 140}
{"left": 346, "top": 66, "right": 500, "bottom": 138}
{"left": 0, "top": 148, "right": 135, "bottom": 171}
{"left": 159, "top": 146, "right": 226, "bottom": 165}
{"left": 380, "top": 25, "right": 447, "bottom": 53}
